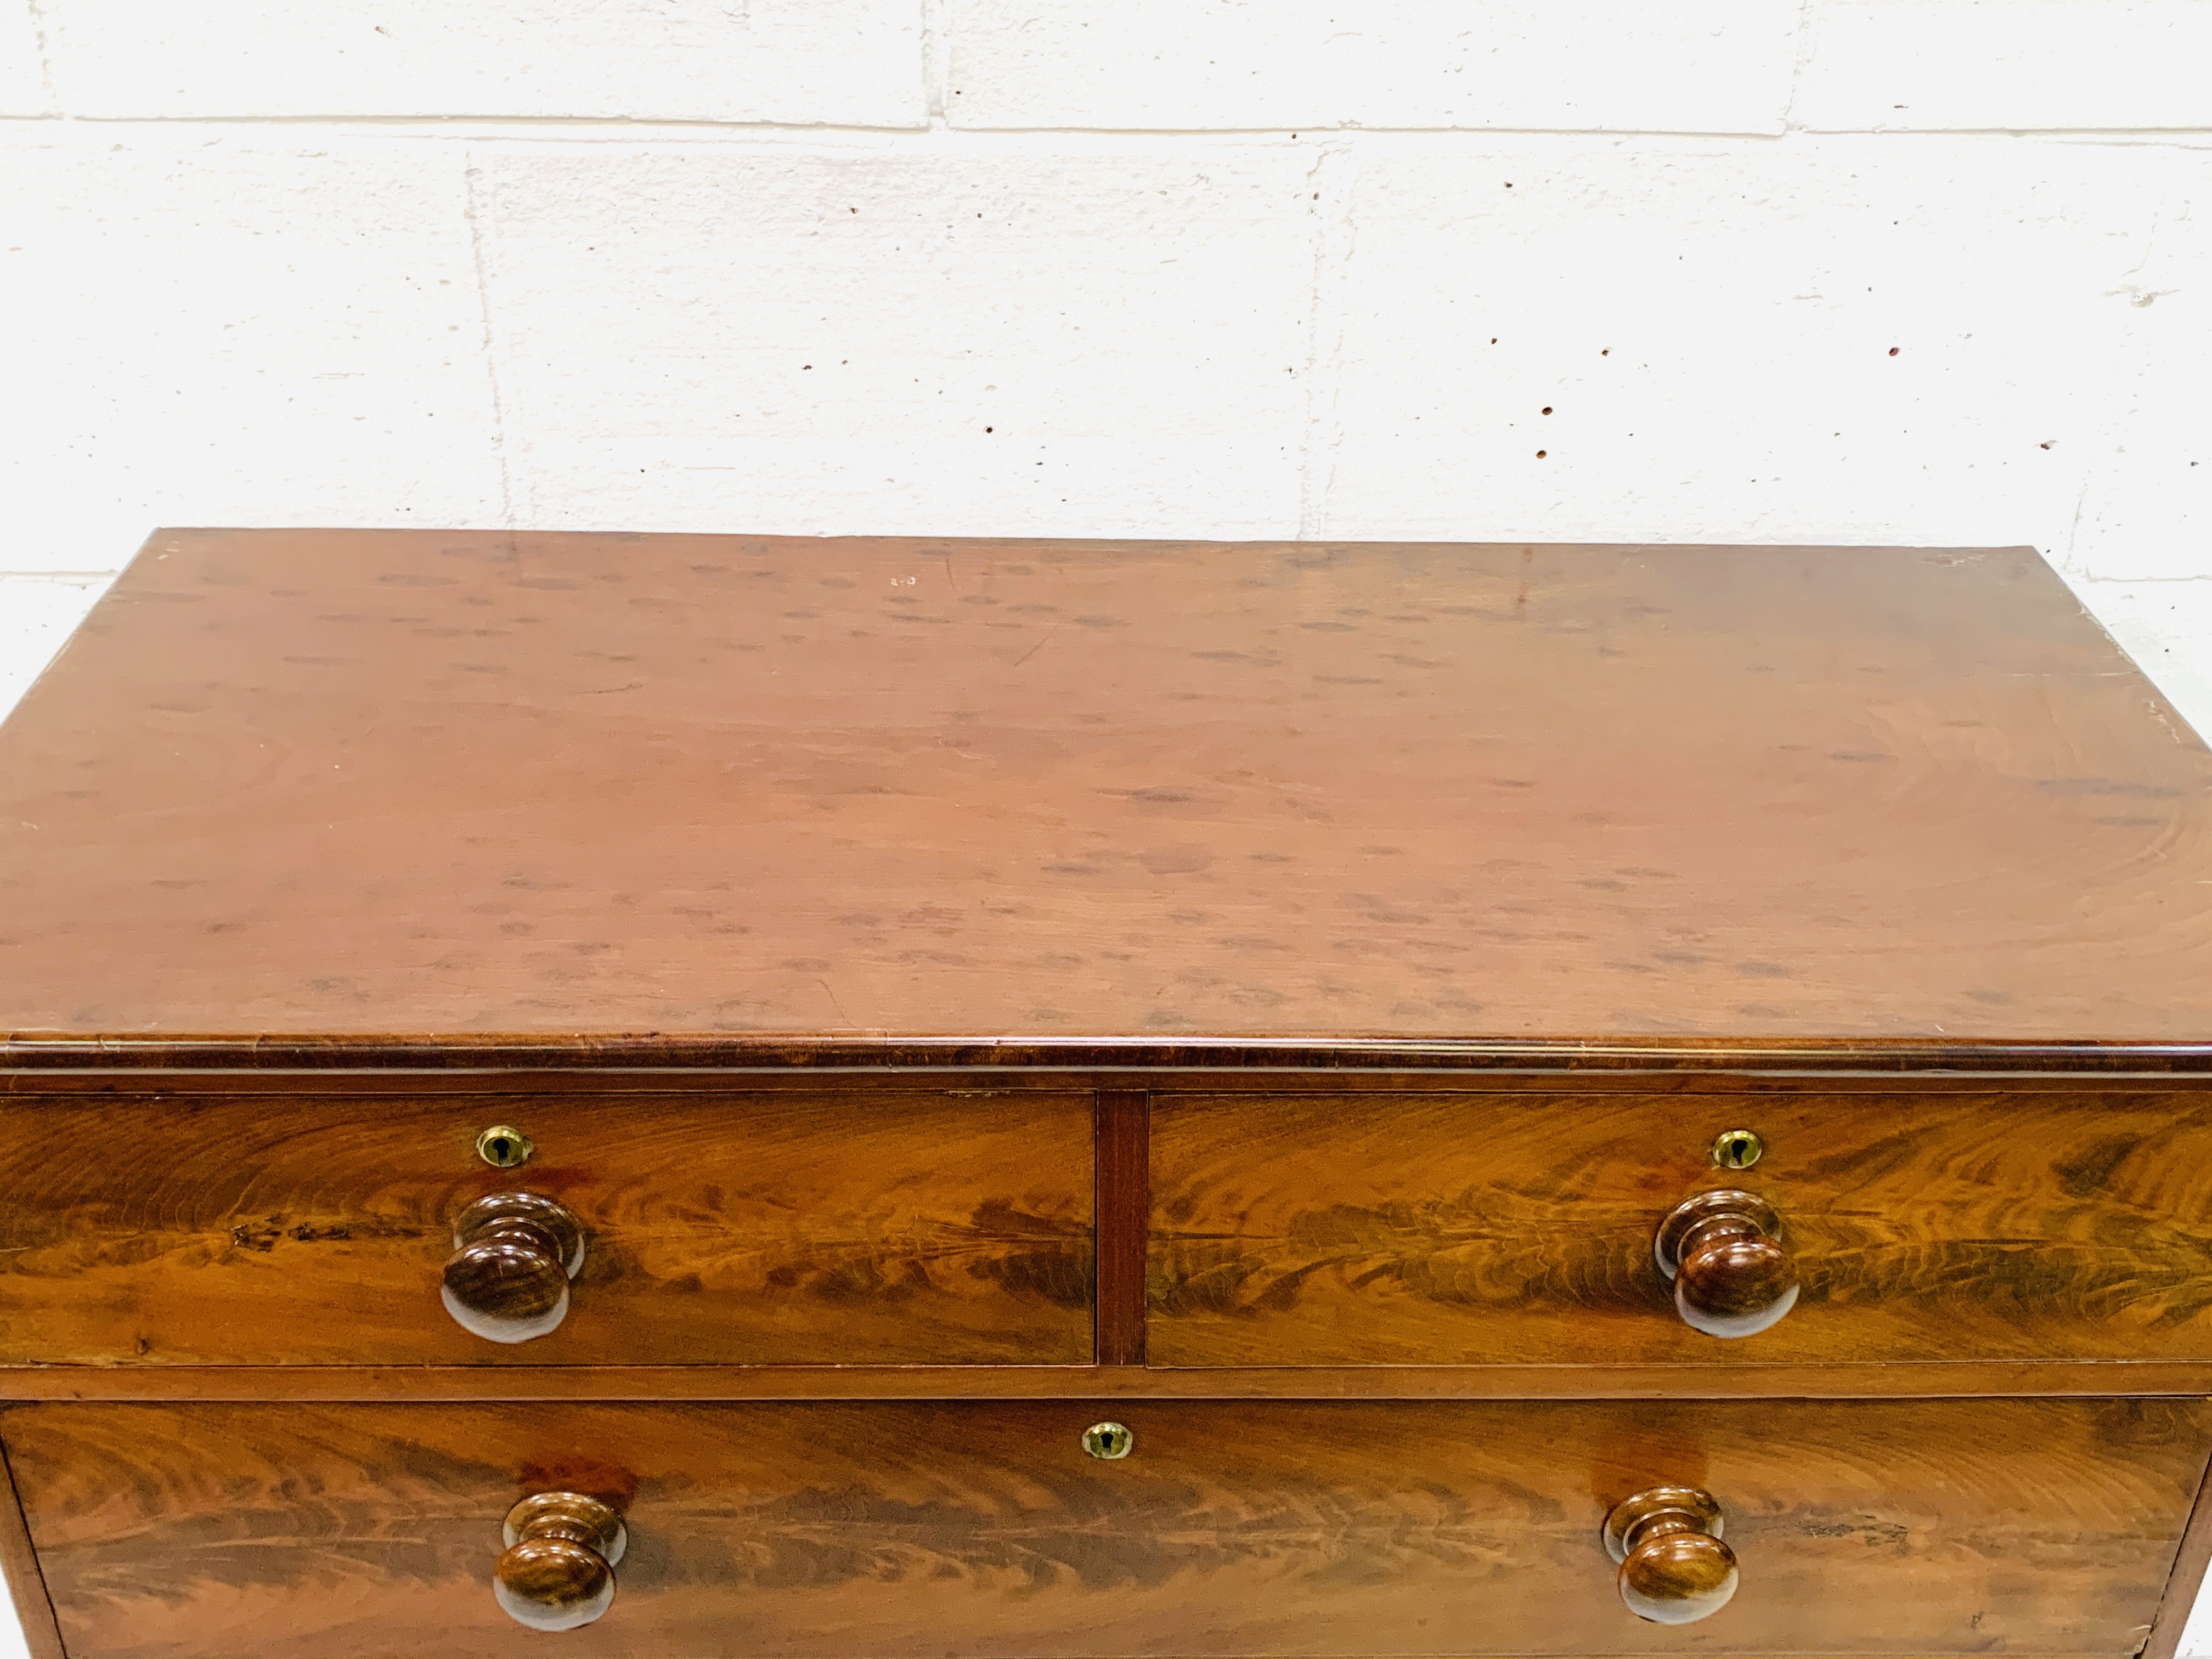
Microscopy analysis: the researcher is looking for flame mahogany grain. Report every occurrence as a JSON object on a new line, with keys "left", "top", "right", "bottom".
{"left": 1150, "top": 1090, "right": 2212, "bottom": 1368}
{"left": 0, "top": 1090, "right": 1094, "bottom": 1367}
{"left": 7, "top": 1398, "right": 2208, "bottom": 1659}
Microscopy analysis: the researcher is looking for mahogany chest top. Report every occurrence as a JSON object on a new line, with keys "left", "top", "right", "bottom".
{"left": 2, "top": 528, "right": 2208, "bottom": 1064}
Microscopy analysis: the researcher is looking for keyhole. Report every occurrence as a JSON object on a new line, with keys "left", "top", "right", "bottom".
{"left": 476, "top": 1125, "right": 535, "bottom": 1169}
{"left": 1712, "top": 1129, "right": 1763, "bottom": 1171}
{"left": 1083, "top": 1422, "right": 1133, "bottom": 1460}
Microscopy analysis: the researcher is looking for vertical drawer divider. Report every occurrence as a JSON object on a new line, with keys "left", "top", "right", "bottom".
{"left": 1096, "top": 1091, "right": 1152, "bottom": 1368}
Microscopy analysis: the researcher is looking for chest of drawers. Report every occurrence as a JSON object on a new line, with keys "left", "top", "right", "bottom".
{"left": 3, "top": 529, "right": 2211, "bottom": 1659}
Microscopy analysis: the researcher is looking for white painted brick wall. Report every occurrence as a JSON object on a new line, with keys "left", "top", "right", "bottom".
{"left": 1, "top": 5, "right": 2210, "bottom": 1654}
{"left": 4, "top": 136, "right": 503, "bottom": 563}
{"left": 1793, "top": 1, "right": 2212, "bottom": 132}
{"left": 30, "top": 2, "right": 930, "bottom": 123}
{"left": 945, "top": 0, "right": 1805, "bottom": 132}
{"left": 475, "top": 140, "right": 1317, "bottom": 531}
{"left": 0, "top": 7, "right": 40, "bottom": 112}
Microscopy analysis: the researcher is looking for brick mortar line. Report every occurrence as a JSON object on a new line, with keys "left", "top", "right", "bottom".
{"left": 3, "top": 115, "right": 2210, "bottom": 142}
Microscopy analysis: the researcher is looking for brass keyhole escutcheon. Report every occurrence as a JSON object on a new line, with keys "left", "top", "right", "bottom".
{"left": 1082, "top": 1422, "right": 1134, "bottom": 1460}
{"left": 1711, "top": 1129, "right": 1763, "bottom": 1171}
{"left": 476, "top": 1125, "right": 535, "bottom": 1170}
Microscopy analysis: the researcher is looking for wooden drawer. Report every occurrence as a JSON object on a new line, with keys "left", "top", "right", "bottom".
{"left": 8, "top": 1396, "right": 2206, "bottom": 1658}
{"left": 1149, "top": 1090, "right": 2212, "bottom": 1367}
{"left": 0, "top": 1090, "right": 1093, "bottom": 1365}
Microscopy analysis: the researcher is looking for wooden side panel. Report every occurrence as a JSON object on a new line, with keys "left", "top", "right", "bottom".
{"left": 7, "top": 1398, "right": 2207, "bottom": 1659}
{"left": 2141, "top": 1448, "right": 2212, "bottom": 1659}
{"left": 0, "top": 1091, "right": 1093, "bottom": 1366}
{"left": 0, "top": 1428, "right": 65, "bottom": 1659}
{"left": 1150, "top": 1091, "right": 2212, "bottom": 1367}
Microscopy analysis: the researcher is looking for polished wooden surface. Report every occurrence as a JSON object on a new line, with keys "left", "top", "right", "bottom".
{"left": 0, "top": 1090, "right": 1093, "bottom": 1366}
{"left": 12, "top": 1036, "right": 2212, "bottom": 1073}
{"left": 4, "top": 531, "right": 2210, "bottom": 1047}
{"left": 11, "top": 1397, "right": 2206, "bottom": 1659}
{"left": 12, "top": 1065, "right": 2212, "bottom": 1098}
{"left": 26, "top": 1358, "right": 2212, "bottom": 1403}
{"left": 24, "top": 1077, "right": 2212, "bottom": 1379}
{"left": 1150, "top": 1090, "right": 2212, "bottom": 1367}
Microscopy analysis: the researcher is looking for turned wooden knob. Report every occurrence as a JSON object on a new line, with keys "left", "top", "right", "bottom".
{"left": 1604, "top": 1485, "right": 1739, "bottom": 1624}
{"left": 442, "top": 1192, "right": 585, "bottom": 1344}
{"left": 1654, "top": 1188, "right": 1798, "bottom": 1339}
{"left": 495, "top": 1491, "right": 627, "bottom": 1632}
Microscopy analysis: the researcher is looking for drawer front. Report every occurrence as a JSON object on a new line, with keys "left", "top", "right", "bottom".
{"left": 1150, "top": 1090, "right": 2212, "bottom": 1367}
{"left": 0, "top": 1091, "right": 1093, "bottom": 1365}
{"left": 9, "top": 1396, "right": 2207, "bottom": 1658}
